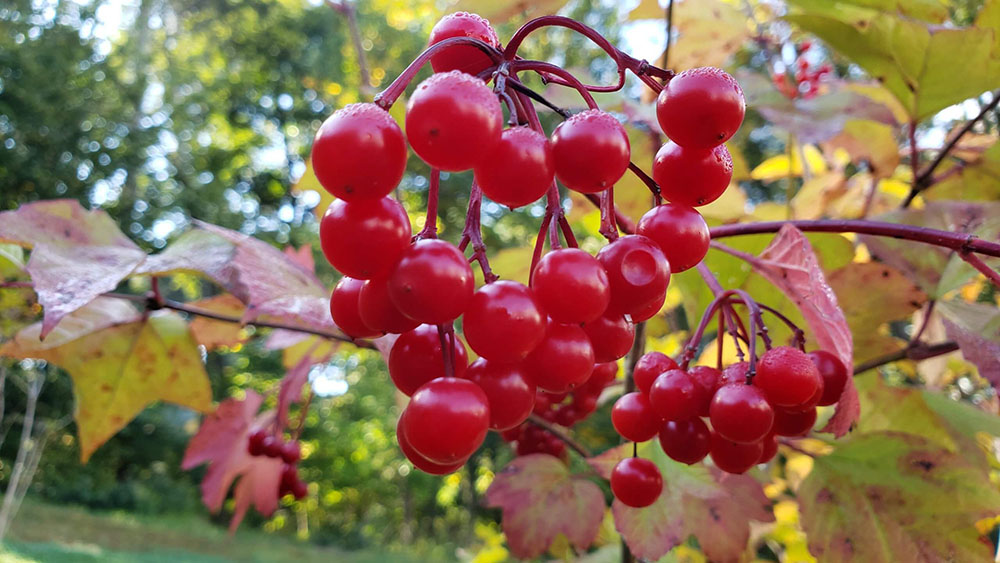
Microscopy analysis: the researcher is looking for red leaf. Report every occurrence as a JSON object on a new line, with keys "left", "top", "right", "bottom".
{"left": 485, "top": 454, "right": 605, "bottom": 558}
{"left": 229, "top": 455, "right": 284, "bottom": 533}
{"left": 277, "top": 355, "right": 313, "bottom": 426}
{"left": 283, "top": 244, "right": 316, "bottom": 275}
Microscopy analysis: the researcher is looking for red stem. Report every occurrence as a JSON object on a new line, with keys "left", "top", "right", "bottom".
{"left": 510, "top": 60, "right": 598, "bottom": 108}
{"left": 375, "top": 37, "right": 502, "bottom": 109}
{"left": 599, "top": 188, "right": 620, "bottom": 242}
{"left": 960, "top": 251, "right": 1000, "bottom": 288}
{"left": 415, "top": 169, "right": 440, "bottom": 240}
{"left": 459, "top": 183, "right": 497, "bottom": 283}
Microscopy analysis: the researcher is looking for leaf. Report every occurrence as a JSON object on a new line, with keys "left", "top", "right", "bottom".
{"left": 753, "top": 225, "right": 856, "bottom": 436}
{"left": 448, "top": 0, "right": 569, "bottom": 22}
{"left": 277, "top": 354, "right": 314, "bottom": 426}
{"left": 932, "top": 141, "right": 1000, "bottom": 202}
{"left": 2, "top": 301, "right": 212, "bottom": 460}
{"left": 283, "top": 244, "right": 316, "bottom": 275}
{"left": 187, "top": 294, "right": 248, "bottom": 350}
{"left": 485, "top": 454, "right": 605, "bottom": 559}
{"left": 291, "top": 160, "right": 334, "bottom": 221}
{"left": 750, "top": 144, "right": 828, "bottom": 180}
{"left": 0, "top": 200, "right": 147, "bottom": 338}
{"left": 133, "top": 228, "right": 235, "bottom": 279}
{"left": 0, "top": 243, "right": 25, "bottom": 278}
{"left": 939, "top": 299, "right": 1000, "bottom": 394}
{"left": 828, "top": 120, "right": 901, "bottom": 178}
{"left": 229, "top": 455, "right": 284, "bottom": 533}
{"left": 660, "top": 0, "right": 752, "bottom": 70}
{"left": 798, "top": 432, "right": 1000, "bottom": 562}
{"left": 805, "top": 0, "right": 948, "bottom": 22}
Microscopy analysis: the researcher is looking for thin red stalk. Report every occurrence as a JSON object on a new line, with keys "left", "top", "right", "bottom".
{"left": 375, "top": 37, "right": 502, "bottom": 109}
{"left": 910, "top": 301, "right": 936, "bottom": 344}
{"left": 529, "top": 212, "right": 553, "bottom": 279}
{"left": 510, "top": 60, "right": 598, "bottom": 108}
{"left": 292, "top": 388, "right": 314, "bottom": 441}
{"left": 437, "top": 324, "right": 455, "bottom": 379}
{"left": 415, "top": 169, "right": 440, "bottom": 240}
{"left": 558, "top": 214, "right": 578, "bottom": 248}
{"left": 628, "top": 162, "right": 661, "bottom": 204}
{"left": 526, "top": 414, "right": 592, "bottom": 458}
{"left": 960, "top": 251, "right": 1000, "bottom": 288}
{"left": 599, "top": 189, "right": 620, "bottom": 242}
{"left": 854, "top": 341, "right": 958, "bottom": 374}
{"left": 459, "top": 183, "right": 497, "bottom": 283}
{"left": 695, "top": 262, "right": 745, "bottom": 360}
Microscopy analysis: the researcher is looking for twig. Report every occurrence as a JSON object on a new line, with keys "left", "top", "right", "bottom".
{"left": 526, "top": 414, "right": 592, "bottom": 458}
{"left": 960, "top": 251, "right": 1000, "bottom": 289}
{"left": 661, "top": 0, "right": 674, "bottom": 71}
{"left": 853, "top": 341, "right": 958, "bottom": 374}
{"left": 327, "top": 1, "right": 374, "bottom": 98}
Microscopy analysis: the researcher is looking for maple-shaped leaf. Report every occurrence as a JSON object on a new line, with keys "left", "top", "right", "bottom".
{"left": 1, "top": 299, "right": 212, "bottom": 460}
{"left": 186, "top": 294, "right": 248, "bottom": 350}
{"left": 229, "top": 455, "right": 283, "bottom": 533}
{"left": 485, "top": 454, "right": 605, "bottom": 559}
{"left": 133, "top": 228, "right": 235, "bottom": 278}
{"left": 752, "top": 224, "right": 856, "bottom": 436}
{"left": 0, "top": 200, "right": 147, "bottom": 338}
{"left": 799, "top": 431, "right": 1000, "bottom": 562}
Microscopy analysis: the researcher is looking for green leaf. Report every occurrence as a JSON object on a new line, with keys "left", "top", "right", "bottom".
{"left": 662, "top": 0, "right": 751, "bottom": 70}
{"left": 932, "top": 140, "right": 1000, "bottom": 202}
{"left": 829, "top": 120, "right": 901, "bottom": 178}
{"left": 0, "top": 243, "right": 25, "bottom": 278}
{"left": 794, "top": 0, "right": 948, "bottom": 23}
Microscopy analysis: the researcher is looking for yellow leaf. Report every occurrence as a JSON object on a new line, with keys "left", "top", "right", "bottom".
{"left": 292, "top": 160, "right": 334, "bottom": 221}
{"left": 750, "top": 144, "right": 828, "bottom": 181}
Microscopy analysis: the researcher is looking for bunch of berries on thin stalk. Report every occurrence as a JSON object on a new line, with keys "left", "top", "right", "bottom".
{"left": 771, "top": 40, "right": 832, "bottom": 100}
{"left": 247, "top": 429, "right": 308, "bottom": 500}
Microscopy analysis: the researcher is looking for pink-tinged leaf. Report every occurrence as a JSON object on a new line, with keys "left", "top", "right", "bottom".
{"left": 753, "top": 225, "right": 856, "bottom": 436}
{"left": 939, "top": 299, "right": 1000, "bottom": 393}
{"left": 0, "top": 200, "right": 147, "bottom": 338}
{"left": 187, "top": 294, "right": 247, "bottom": 350}
{"left": 228, "top": 455, "right": 284, "bottom": 533}
{"left": 182, "top": 392, "right": 264, "bottom": 471}
{"left": 278, "top": 355, "right": 314, "bottom": 426}
{"left": 243, "top": 295, "right": 336, "bottom": 332}
{"left": 133, "top": 228, "right": 235, "bottom": 278}
{"left": 485, "top": 454, "right": 605, "bottom": 559}
{"left": 283, "top": 244, "right": 315, "bottom": 274}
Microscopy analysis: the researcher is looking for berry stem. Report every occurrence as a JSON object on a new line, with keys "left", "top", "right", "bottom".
{"left": 599, "top": 188, "right": 620, "bottom": 242}
{"left": 292, "top": 387, "right": 314, "bottom": 441}
{"left": 695, "top": 262, "right": 746, "bottom": 360}
{"left": 960, "top": 250, "right": 1000, "bottom": 289}
{"left": 415, "top": 169, "right": 440, "bottom": 240}
{"left": 557, "top": 214, "right": 579, "bottom": 248}
{"left": 510, "top": 60, "right": 598, "bottom": 108}
{"left": 529, "top": 211, "right": 553, "bottom": 279}
{"left": 526, "top": 414, "right": 592, "bottom": 458}
{"left": 628, "top": 162, "right": 662, "bottom": 205}
{"left": 458, "top": 183, "right": 498, "bottom": 283}
{"left": 436, "top": 323, "right": 456, "bottom": 379}
{"left": 680, "top": 289, "right": 760, "bottom": 380}
{"left": 745, "top": 300, "right": 805, "bottom": 350}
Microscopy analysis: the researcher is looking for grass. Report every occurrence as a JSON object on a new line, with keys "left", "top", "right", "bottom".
{"left": 1, "top": 498, "right": 430, "bottom": 562}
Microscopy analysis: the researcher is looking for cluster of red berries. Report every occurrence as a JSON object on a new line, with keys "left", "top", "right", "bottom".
{"left": 247, "top": 430, "right": 307, "bottom": 499}
{"left": 608, "top": 347, "right": 848, "bottom": 507}
{"left": 771, "top": 41, "right": 832, "bottom": 100}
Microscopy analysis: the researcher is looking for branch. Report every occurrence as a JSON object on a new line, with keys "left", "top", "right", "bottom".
{"left": 853, "top": 341, "right": 959, "bottom": 374}
{"left": 526, "top": 414, "right": 592, "bottom": 458}
{"left": 960, "top": 251, "right": 1000, "bottom": 289}
{"left": 327, "top": 1, "right": 374, "bottom": 98}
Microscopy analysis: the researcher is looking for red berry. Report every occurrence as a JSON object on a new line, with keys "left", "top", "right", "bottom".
{"left": 531, "top": 248, "right": 610, "bottom": 324}
{"left": 397, "top": 412, "right": 467, "bottom": 475}
{"left": 611, "top": 392, "right": 661, "bottom": 442}
{"left": 799, "top": 40, "right": 813, "bottom": 52}
{"left": 428, "top": 12, "right": 500, "bottom": 75}
{"left": 687, "top": 365, "right": 721, "bottom": 416}
{"left": 633, "top": 352, "right": 679, "bottom": 395}
{"left": 709, "top": 432, "right": 763, "bottom": 474}
{"left": 808, "top": 350, "right": 848, "bottom": 406}
{"left": 611, "top": 458, "right": 663, "bottom": 508}
{"left": 652, "top": 142, "right": 733, "bottom": 208}
{"left": 389, "top": 239, "right": 474, "bottom": 324}
{"left": 463, "top": 280, "right": 546, "bottom": 362}
{"left": 280, "top": 464, "right": 299, "bottom": 489}
{"left": 389, "top": 324, "right": 469, "bottom": 396}
{"left": 261, "top": 436, "right": 283, "bottom": 458}
{"left": 630, "top": 292, "right": 666, "bottom": 322}
{"left": 758, "top": 433, "right": 779, "bottom": 464}
{"left": 597, "top": 235, "right": 670, "bottom": 318}
{"left": 719, "top": 362, "right": 749, "bottom": 388}
{"left": 656, "top": 67, "right": 745, "bottom": 150}
{"left": 402, "top": 378, "right": 490, "bottom": 464}
{"left": 330, "top": 277, "right": 382, "bottom": 339}
{"left": 755, "top": 346, "right": 823, "bottom": 408}
{"left": 554, "top": 406, "right": 576, "bottom": 427}
{"left": 319, "top": 197, "right": 411, "bottom": 279}
{"left": 311, "top": 103, "right": 406, "bottom": 201}
{"left": 247, "top": 429, "right": 268, "bottom": 457}
{"left": 280, "top": 441, "right": 301, "bottom": 465}
{"left": 772, "top": 407, "right": 817, "bottom": 437}
{"left": 550, "top": 109, "right": 630, "bottom": 193}
{"left": 358, "top": 277, "right": 421, "bottom": 334}
{"left": 406, "top": 70, "right": 502, "bottom": 171}
{"left": 524, "top": 320, "right": 595, "bottom": 393}
{"left": 649, "top": 369, "right": 701, "bottom": 422}
{"left": 636, "top": 204, "right": 710, "bottom": 273}
{"left": 475, "top": 127, "right": 554, "bottom": 208}
{"left": 588, "top": 361, "right": 619, "bottom": 389}
{"left": 464, "top": 358, "right": 536, "bottom": 431}
{"left": 582, "top": 313, "right": 634, "bottom": 362}
{"left": 709, "top": 383, "right": 774, "bottom": 443}
{"left": 659, "top": 418, "right": 711, "bottom": 465}
{"left": 291, "top": 480, "right": 309, "bottom": 500}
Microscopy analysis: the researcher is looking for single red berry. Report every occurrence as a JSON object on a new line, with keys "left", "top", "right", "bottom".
{"left": 428, "top": 12, "right": 500, "bottom": 75}
{"left": 791, "top": 380, "right": 824, "bottom": 412}
{"left": 597, "top": 235, "right": 670, "bottom": 318}
{"left": 330, "top": 277, "right": 382, "bottom": 339}
{"left": 524, "top": 319, "right": 595, "bottom": 393}
{"left": 582, "top": 313, "right": 634, "bottom": 362}
{"left": 319, "top": 197, "right": 411, "bottom": 279}
{"left": 358, "top": 277, "right": 421, "bottom": 334}
{"left": 261, "top": 436, "right": 283, "bottom": 458}
{"left": 636, "top": 204, "right": 710, "bottom": 273}
{"left": 280, "top": 464, "right": 299, "bottom": 489}
{"left": 709, "top": 432, "right": 763, "bottom": 474}
{"left": 533, "top": 392, "right": 551, "bottom": 414}
{"left": 396, "top": 412, "right": 467, "bottom": 475}
{"left": 758, "top": 433, "right": 779, "bottom": 464}
{"left": 247, "top": 429, "right": 268, "bottom": 457}
{"left": 687, "top": 365, "right": 721, "bottom": 416}
{"left": 633, "top": 352, "right": 679, "bottom": 395}
{"left": 388, "top": 239, "right": 474, "bottom": 324}
{"left": 808, "top": 350, "right": 848, "bottom": 406}
{"left": 531, "top": 248, "right": 610, "bottom": 324}
{"left": 550, "top": 109, "right": 630, "bottom": 193}
{"left": 402, "top": 378, "right": 490, "bottom": 464}
{"left": 389, "top": 324, "right": 469, "bottom": 396}
{"left": 656, "top": 67, "right": 745, "bottom": 150}
{"left": 280, "top": 441, "right": 301, "bottom": 465}
{"left": 649, "top": 369, "right": 701, "bottom": 422}
{"left": 755, "top": 346, "right": 823, "bottom": 408}
{"left": 573, "top": 393, "right": 599, "bottom": 418}
{"left": 659, "top": 418, "right": 711, "bottom": 465}
{"left": 611, "top": 457, "right": 663, "bottom": 508}
{"left": 464, "top": 358, "right": 536, "bottom": 431}
{"left": 772, "top": 407, "right": 817, "bottom": 437}
{"left": 719, "top": 362, "right": 749, "bottom": 388}
{"left": 611, "top": 392, "right": 661, "bottom": 442}
{"left": 475, "top": 127, "right": 554, "bottom": 208}
{"left": 406, "top": 70, "right": 502, "bottom": 171}
{"left": 500, "top": 427, "right": 521, "bottom": 442}
{"left": 311, "top": 103, "right": 407, "bottom": 201}
{"left": 710, "top": 383, "right": 774, "bottom": 443}
{"left": 652, "top": 142, "right": 733, "bottom": 208}
{"left": 588, "top": 361, "right": 619, "bottom": 389}
{"left": 463, "top": 280, "right": 546, "bottom": 362}
{"left": 291, "top": 480, "right": 309, "bottom": 500}
{"left": 630, "top": 292, "right": 667, "bottom": 322}
{"left": 554, "top": 406, "right": 576, "bottom": 427}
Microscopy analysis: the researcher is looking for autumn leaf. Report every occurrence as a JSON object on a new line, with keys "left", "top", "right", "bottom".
{"left": 938, "top": 299, "right": 1000, "bottom": 394}
{"left": 485, "top": 454, "right": 605, "bottom": 559}
{"left": 229, "top": 455, "right": 284, "bottom": 533}
{"left": 278, "top": 354, "right": 314, "bottom": 426}
{"left": 133, "top": 228, "right": 235, "bottom": 278}
{"left": 828, "top": 119, "right": 901, "bottom": 178}
{"left": 283, "top": 244, "right": 316, "bottom": 275}
{"left": 187, "top": 294, "right": 248, "bottom": 350}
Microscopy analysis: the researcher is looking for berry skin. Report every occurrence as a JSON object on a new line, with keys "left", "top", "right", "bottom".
{"left": 291, "top": 480, "right": 309, "bottom": 500}
{"left": 772, "top": 407, "right": 817, "bottom": 437}
{"left": 808, "top": 350, "right": 848, "bottom": 406}
{"left": 611, "top": 458, "right": 663, "bottom": 508}
{"left": 319, "top": 198, "right": 411, "bottom": 280}
{"left": 247, "top": 429, "right": 268, "bottom": 457}
{"left": 656, "top": 67, "right": 745, "bottom": 150}
{"left": 358, "top": 277, "right": 421, "bottom": 334}
{"left": 687, "top": 365, "right": 722, "bottom": 416}
{"left": 719, "top": 361, "right": 749, "bottom": 388}
{"left": 403, "top": 377, "right": 490, "bottom": 464}
{"left": 475, "top": 127, "right": 555, "bottom": 208}
{"left": 462, "top": 280, "right": 546, "bottom": 362}
{"left": 709, "top": 432, "right": 763, "bottom": 474}
{"left": 630, "top": 292, "right": 667, "bottom": 322}
{"left": 531, "top": 248, "right": 611, "bottom": 324}
{"left": 330, "top": 277, "right": 382, "bottom": 339}
{"left": 633, "top": 352, "right": 679, "bottom": 395}
{"left": 406, "top": 71, "right": 502, "bottom": 171}
{"left": 611, "top": 392, "right": 661, "bottom": 442}
{"left": 649, "top": 369, "right": 701, "bottom": 422}
{"left": 397, "top": 412, "right": 467, "bottom": 475}
{"left": 636, "top": 204, "right": 710, "bottom": 273}
{"left": 311, "top": 103, "right": 407, "bottom": 201}
{"left": 389, "top": 324, "right": 469, "bottom": 396}
{"left": 709, "top": 383, "right": 774, "bottom": 444}
{"left": 428, "top": 12, "right": 500, "bottom": 75}
{"left": 659, "top": 418, "right": 711, "bottom": 465}
{"left": 597, "top": 235, "right": 671, "bottom": 318}
{"left": 262, "top": 436, "right": 283, "bottom": 458}
{"left": 550, "top": 109, "right": 630, "bottom": 193}
{"left": 653, "top": 142, "right": 733, "bottom": 208}
{"left": 524, "top": 319, "right": 595, "bottom": 393}
{"left": 465, "top": 359, "right": 535, "bottom": 431}
{"left": 388, "top": 239, "right": 474, "bottom": 324}
{"left": 758, "top": 433, "right": 779, "bottom": 464}
{"left": 755, "top": 346, "right": 823, "bottom": 408}
{"left": 582, "top": 313, "right": 634, "bottom": 362}
{"left": 280, "top": 442, "right": 302, "bottom": 465}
